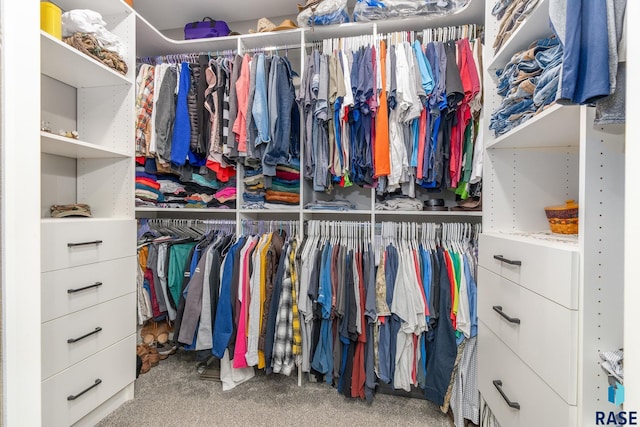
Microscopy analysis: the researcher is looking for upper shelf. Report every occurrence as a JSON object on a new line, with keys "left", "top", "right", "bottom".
{"left": 136, "top": 0, "right": 485, "bottom": 57}
{"left": 40, "top": 31, "right": 132, "bottom": 88}
{"left": 483, "top": 230, "right": 579, "bottom": 251}
{"left": 375, "top": 210, "right": 483, "bottom": 217}
{"left": 136, "top": 13, "right": 240, "bottom": 57}
{"left": 54, "top": 0, "right": 132, "bottom": 16}
{"left": 487, "top": 103, "right": 580, "bottom": 149}
{"left": 487, "top": 0, "right": 553, "bottom": 72}
{"left": 41, "top": 132, "right": 130, "bottom": 159}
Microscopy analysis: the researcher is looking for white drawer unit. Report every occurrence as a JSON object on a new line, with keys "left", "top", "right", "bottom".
{"left": 478, "top": 322, "right": 578, "bottom": 427}
{"left": 41, "top": 335, "right": 135, "bottom": 427}
{"left": 478, "top": 267, "right": 579, "bottom": 404}
{"left": 41, "top": 256, "right": 136, "bottom": 322}
{"left": 41, "top": 219, "right": 136, "bottom": 272}
{"left": 478, "top": 233, "right": 579, "bottom": 309}
{"left": 41, "top": 293, "right": 136, "bottom": 379}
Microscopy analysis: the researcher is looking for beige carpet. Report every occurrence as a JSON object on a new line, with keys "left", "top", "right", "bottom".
{"left": 97, "top": 350, "right": 453, "bottom": 427}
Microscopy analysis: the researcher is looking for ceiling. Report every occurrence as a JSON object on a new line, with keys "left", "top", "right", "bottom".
{"left": 134, "top": 0, "right": 357, "bottom": 31}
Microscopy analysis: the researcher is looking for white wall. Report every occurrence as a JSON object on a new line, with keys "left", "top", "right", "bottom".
{"left": 625, "top": 0, "right": 638, "bottom": 411}
{"left": 1, "top": 0, "right": 41, "bottom": 425}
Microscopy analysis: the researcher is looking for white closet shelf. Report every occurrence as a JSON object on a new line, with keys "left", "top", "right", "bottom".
{"left": 239, "top": 208, "right": 301, "bottom": 214}
{"left": 135, "top": 207, "right": 235, "bottom": 213}
{"left": 300, "top": 0, "right": 484, "bottom": 42}
{"left": 487, "top": 104, "right": 580, "bottom": 149}
{"left": 483, "top": 230, "right": 579, "bottom": 251}
{"left": 135, "top": 0, "right": 483, "bottom": 57}
{"left": 56, "top": 0, "right": 132, "bottom": 17}
{"left": 240, "top": 30, "right": 304, "bottom": 51}
{"left": 302, "top": 209, "right": 372, "bottom": 215}
{"left": 305, "top": 22, "right": 376, "bottom": 42}
{"left": 41, "top": 32, "right": 132, "bottom": 88}
{"left": 372, "top": 0, "right": 485, "bottom": 34}
{"left": 41, "top": 132, "right": 129, "bottom": 159}
{"left": 40, "top": 217, "right": 132, "bottom": 225}
{"left": 136, "top": 13, "right": 239, "bottom": 57}
{"left": 375, "top": 210, "right": 483, "bottom": 217}
{"left": 487, "top": 0, "right": 552, "bottom": 72}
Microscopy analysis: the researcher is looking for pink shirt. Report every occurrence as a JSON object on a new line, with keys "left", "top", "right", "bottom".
{"left": 233, "top": 54, "right": 251, "bottom": 154}
{"left": 233, "top": 237, "right": 258, "bottom": 368}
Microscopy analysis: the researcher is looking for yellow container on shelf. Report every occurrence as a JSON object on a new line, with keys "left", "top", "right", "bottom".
{"left": 40, "top": 2, "right": 62, "bottom": 40}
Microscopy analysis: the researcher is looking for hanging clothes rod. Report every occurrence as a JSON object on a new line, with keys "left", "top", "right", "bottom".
{"left": 138, "top": 42, "right": 303, "bottom": 65}
{"left": 137, "top": 50, "right": 237, "bottom": 65}
{"left": 240, "top": 219, "right": 301, "bottom": 236}
{"left": 241, "top": 43, "right": 302, "bottom": 54}
{"left": 313, "top": 23, "right": 483, "bottom": 54}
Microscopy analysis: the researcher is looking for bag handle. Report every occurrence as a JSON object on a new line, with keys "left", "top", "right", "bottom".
{"left": 190, "top": 17, "right": 217, "bottom": 28}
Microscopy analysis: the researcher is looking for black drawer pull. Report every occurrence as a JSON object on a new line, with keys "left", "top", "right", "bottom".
{"left": 67, "top": 327, "right": 102, "bottom": 344}
{"left": 67, "top": 282, "right": 103, "bottom": 294}
{"left": 492, "top": 306, "right": 521, "bottom": 324}
{"left": 493, "top": 255, "right": 521, "bottom": 266}
{"left": 67, "top": 379, "right": 102, "bottom": 401}
{"left": 493, "top": 380, "right": 520, "bottom": 410}
{"left": 67, "top": 240, "right": 103, "bottom": 248}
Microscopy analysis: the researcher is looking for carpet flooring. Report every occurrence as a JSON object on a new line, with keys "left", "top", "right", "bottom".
{"left": 97, "top": 350, "right": 453, "bottom": 427}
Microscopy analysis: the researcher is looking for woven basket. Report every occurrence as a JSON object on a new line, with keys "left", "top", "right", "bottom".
{"left": 544, "top": 200, "right": 579, "bottom": 234}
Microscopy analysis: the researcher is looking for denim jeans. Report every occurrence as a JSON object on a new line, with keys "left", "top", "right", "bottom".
{"left": 535, "top": 43, "right": 563, "bottom": 69}
{"left": 263, "top": 56, "right": 296, "bottom": 170}
{"left": 533, "top": 63, "right": 561, "bottom": 107}
{"left": 490, "top": 98, "right": 534, "bottom": 135}
{"left": 505, "top": 77, "right": 538, "bottom": 101}
{"left": 252, "top": 54, "right": 271, "bottom": 147}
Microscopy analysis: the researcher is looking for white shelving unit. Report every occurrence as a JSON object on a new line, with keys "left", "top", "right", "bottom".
{"left": 38, "top": 1, "right": 137, "bottom": 426}
{"left": 479, "top": 1, "right": 625, "bottom": 425}
{"left": 134, "top": 2, "right": 485, "bottom": 233}
{"left": 41, "top": 132, "right": 130, "bottom": 159}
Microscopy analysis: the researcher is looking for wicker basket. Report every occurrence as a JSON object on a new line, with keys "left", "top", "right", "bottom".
{"left": 544, "top": 200, "right": 579, "bottom": 234}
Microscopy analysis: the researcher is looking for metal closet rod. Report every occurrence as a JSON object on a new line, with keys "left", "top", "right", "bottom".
{"left": 138, "top": 43, "right": 303, "bottom": 64}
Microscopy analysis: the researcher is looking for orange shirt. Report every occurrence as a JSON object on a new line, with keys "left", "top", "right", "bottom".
{"left": 374, "top": 40, "right": 391, "bottom": 177}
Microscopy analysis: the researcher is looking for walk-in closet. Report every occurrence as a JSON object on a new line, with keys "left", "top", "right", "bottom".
{"left": 1, "top": 0, "right": 637, "bottom": 426}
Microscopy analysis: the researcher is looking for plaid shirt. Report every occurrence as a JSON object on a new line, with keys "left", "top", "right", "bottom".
{"left": 290, "top": 242, "right": 302, "bottom": 358}
{"left": 135, "top": 65, "right": 154, "bottom": 156}
{"left": 272, "top": 243, "right": 294, "bottom": 375}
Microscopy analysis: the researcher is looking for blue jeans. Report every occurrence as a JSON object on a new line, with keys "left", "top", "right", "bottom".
{"left": 533, "top": 63, "right": 561, "bottom": 107}
{"left": 263, "top": 56, "right": 296, "bottom": 168}
{"left": 252, "top": 54, "right": 271, "bottom": 147}
{"left": 535, "top": 43, "right": 563, "bottom": 69}
{"left": 490, "top": 98, "right": 534, "bottom": 135}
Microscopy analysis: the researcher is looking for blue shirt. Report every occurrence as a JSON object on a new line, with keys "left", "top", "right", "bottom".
{"left": 559, "top": 0, "right": 610, "bottom": 104}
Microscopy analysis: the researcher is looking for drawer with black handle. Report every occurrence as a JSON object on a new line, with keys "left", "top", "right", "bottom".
{"left": 41, "top": 293, "right": 135, "bottom": 379}
{"left": 478, "top": 321, "right": 577, "bottom": 427}
{"left": 41, "top": 334, "right": 135, "bottom": 426}
{"left": 41, "top": 218, "right": 136, "bottom": 272}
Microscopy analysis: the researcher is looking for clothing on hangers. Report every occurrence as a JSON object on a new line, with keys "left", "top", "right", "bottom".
{"left": 299, "top": 27, "right": 484, "bottom": 205}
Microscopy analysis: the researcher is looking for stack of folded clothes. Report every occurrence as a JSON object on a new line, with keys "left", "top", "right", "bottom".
{"left": 491, "top": 0, "right": 541, "bottom": 54}
{"left": 135, "top": 166, "right": 236, "bottom": 209}
{"left": 243, "top": 167, "right": 266, "bottom": 208}
{"left": 375, "top": 194, "right": 424, "bottom": 211}
{"left": 136, "top": 170, "right": 164, "bottom": 205}
{"left": 264, "top": 160, "right": 301, "bottom": 208}
{"left": 305, "top": 200, "right": 356, "bottom": 211}
{"left": 50, "top": 203, "right": 92, "bottom": 218}
{"left": 489, "top": 35, "right": 563, "bottom": 136}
